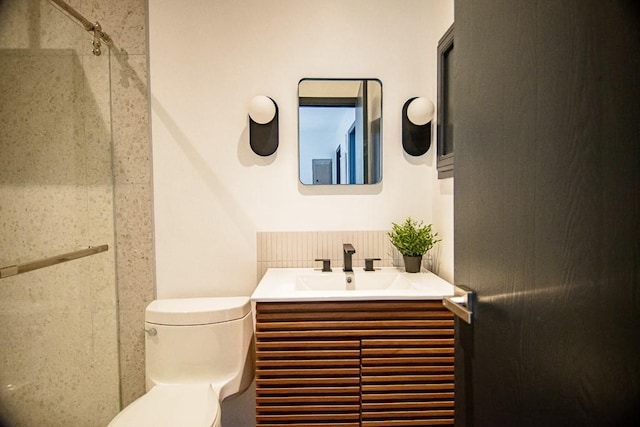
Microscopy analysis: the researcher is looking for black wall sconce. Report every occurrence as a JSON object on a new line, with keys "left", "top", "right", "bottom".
{"left": 402, "top": 97, "right": 435, "bottom": 156}
{"left": 248, "top": 95, "right": 278, "bottom": 156}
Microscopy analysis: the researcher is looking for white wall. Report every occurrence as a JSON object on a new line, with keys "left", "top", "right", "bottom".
{"left": 149, "top": 0, "right": 455, "bottom": 298}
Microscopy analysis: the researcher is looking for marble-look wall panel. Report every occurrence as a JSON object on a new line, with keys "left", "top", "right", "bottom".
{"left": 114, "top": 181, "right": 155, "bottom": 406}
{"left": 97, "top": 0, "right": 155, "bottom": 408}
{"left": 66, "top": 0, "right": 148, "bottom": 56}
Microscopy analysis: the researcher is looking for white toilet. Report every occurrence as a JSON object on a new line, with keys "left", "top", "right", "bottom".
{"left": 108, "top": 296, "right": 255, "bottom": 427}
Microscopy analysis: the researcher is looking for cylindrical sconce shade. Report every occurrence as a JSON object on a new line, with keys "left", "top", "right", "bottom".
{"left": 249, "top": 95, "right": 276, "bottom": 124}
{"left": 407, "top": 97, "right": 435, "bottom": 125}
{"left": 249, "top": 95, "right": 278, "bottom": 156}
{"left": 402, "top": 97, "right": 433, "bottom": 156}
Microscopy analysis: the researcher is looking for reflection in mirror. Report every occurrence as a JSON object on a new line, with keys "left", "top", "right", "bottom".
{"left": 298, "top": 79, "right": 382, "bottom": 185}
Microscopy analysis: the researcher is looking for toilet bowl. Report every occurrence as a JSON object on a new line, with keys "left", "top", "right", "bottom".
{"left": 108, "top": 297, "right": 254, "bottom": 427}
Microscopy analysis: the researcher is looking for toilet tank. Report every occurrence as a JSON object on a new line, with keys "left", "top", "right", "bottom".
{"left": 144, "top": 297, "right": 254, "bottom": 399}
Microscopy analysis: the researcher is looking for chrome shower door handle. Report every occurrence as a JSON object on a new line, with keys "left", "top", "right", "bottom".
{"left": 443, "top": 285, "right": 475, "bottom": 324}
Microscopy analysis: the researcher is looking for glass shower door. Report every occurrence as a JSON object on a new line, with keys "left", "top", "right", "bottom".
{"left": 0, "top": 1, "right": 119, "bottom": 425}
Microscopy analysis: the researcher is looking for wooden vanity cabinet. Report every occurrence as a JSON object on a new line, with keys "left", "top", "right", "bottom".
{"left": 255, "top": 300, "right": 455, "bottom": 426}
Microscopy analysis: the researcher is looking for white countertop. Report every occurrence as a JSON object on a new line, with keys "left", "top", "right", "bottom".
{"left": 251, "top": 267, "right": 455, "bottom": 302}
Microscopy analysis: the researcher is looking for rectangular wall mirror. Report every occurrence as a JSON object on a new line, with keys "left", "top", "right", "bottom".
{"left": 298, "top": 78, "right": 382, "bottom": 185}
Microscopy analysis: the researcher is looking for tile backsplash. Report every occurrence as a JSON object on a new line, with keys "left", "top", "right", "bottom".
{"left": 257, "top": 231, "right": 402, "bottom": 279}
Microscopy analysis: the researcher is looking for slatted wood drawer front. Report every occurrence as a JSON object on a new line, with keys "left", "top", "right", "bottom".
{"left": 361, "top": 302, "right": 455, "bottom": 426}
{"left": 256, "top": 302, "right": 362, "bottom": 426}
{"left": 255, "top": 301, "right": 455, "bottom": 426}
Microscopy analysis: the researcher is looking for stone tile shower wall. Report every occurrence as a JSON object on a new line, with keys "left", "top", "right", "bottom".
{"left": 87, "top": 0, "right": 155, "bottom": 411}
{"left": 257, "top": 231, "right": 399, "bottom": 279}
{"left": 62, "top": 0, "right": 154, "bottom": 413}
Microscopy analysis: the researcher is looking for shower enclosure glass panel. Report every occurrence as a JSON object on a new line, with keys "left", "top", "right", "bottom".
{"left": 0, "top": 1, "right": 119, "bottom": 426}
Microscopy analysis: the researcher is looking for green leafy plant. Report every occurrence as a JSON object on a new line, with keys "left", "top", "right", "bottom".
{"left": 388, "top": 217, "right": 441, "bottom": 257}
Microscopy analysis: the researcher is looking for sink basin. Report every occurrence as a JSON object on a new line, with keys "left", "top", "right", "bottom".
{"left": 251, "top": 267, "right": 455, "bottom": 302}
{"left": 295, "top": 271, "right": 412, "bottom": 291}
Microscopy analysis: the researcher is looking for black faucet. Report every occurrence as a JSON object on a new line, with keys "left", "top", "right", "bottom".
{"left": 343, "top": 243, "right": 356, "bottom": 272}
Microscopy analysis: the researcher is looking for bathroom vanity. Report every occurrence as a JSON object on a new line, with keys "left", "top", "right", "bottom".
{"left": 251, "top": 268, "right": 455, "bottom": 426}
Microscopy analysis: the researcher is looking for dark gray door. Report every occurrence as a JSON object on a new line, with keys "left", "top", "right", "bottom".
{"left": 453, "top": 1, "right": 639, "bottom": 425}
{"left": 312, "top": 158, "right": 332, "bottom": 184}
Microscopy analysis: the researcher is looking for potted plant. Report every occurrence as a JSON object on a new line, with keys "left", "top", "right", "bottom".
{"left": 388, "top": 217, "right": 441, "bottom": 273}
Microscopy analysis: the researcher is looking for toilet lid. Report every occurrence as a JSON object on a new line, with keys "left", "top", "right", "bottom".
{"left": 146, "top": 297, "right": 251, "bottom": 325}
{"left": 108, "top": 384, "right": 220, "bottom": 427}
